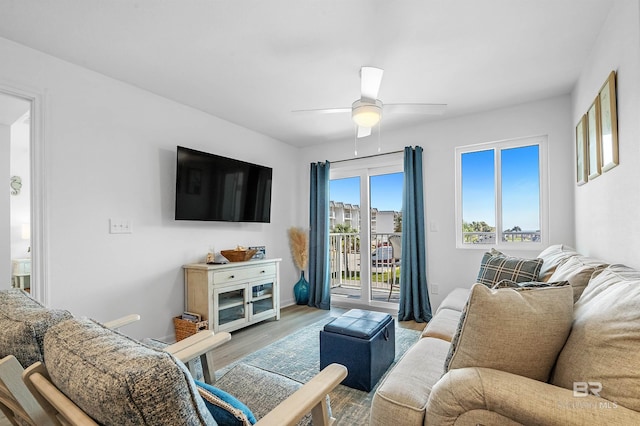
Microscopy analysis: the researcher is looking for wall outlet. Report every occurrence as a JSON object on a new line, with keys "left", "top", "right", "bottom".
{"left": 431, "top": 283, "right": 439, "bottom": 295}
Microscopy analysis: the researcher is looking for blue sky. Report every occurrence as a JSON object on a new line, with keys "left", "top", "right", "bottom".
{"left": 330, "top": 172, "right": 403, "bottom": 211}
{"left": 462, "top": 145, "right": 540, "bottom": 230}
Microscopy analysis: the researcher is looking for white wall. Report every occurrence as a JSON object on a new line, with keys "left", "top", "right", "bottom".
{"left": 299, "top": 95, "right": 575, "bottom": 309}
{"left": 572, "top": 0, "right": 640, "bottom": 269}
{"left": 0, "top": 37, "right": 301, "bottom": 340}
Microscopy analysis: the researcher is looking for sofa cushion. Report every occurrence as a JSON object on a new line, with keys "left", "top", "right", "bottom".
{"left": 536, "top": 244, "right": 580, "bottom": 282}
{"left": 421, "top": 308, "right": 462, "bottom": 341}
{"left": 444, "top": 283, "right": 573, "bottom": 382}
{"left": 215, "top": 363, "right": 311, "bottom": 425}
{"left": 435, "top": 288, "right": 470, "bottom": 314}
{"left": 370, "top": 337, "right": 451, "bottom": 426}
{"left": 551, "top": 264, "right": 640, "bottom": 412}
{"left": 547, "top": 255, "right": 607, "bottom": 303}
{"left": 43, "top": 317, "right": 216, "bottom": 426}
{"left": 476, "top": 250, "right": 543, "bottom": 288}
{"left": 0, "top": 289, "right": 73, "bottom": 367}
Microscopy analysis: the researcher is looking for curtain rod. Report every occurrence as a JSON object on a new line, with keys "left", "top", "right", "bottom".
{"left": 331, "top": 149, "right": 404, "bottom": 164}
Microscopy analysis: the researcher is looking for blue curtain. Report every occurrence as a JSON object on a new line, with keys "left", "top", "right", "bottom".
{"left": 309, "top": 161, "right": 331, "bottom": 310}
{"left": 398, "top": 146, "right": 432, "bottom": 322}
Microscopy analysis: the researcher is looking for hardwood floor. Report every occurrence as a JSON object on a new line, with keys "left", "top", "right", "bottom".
{"left": 211, "top": 304, "right": 426, "bottom": 370}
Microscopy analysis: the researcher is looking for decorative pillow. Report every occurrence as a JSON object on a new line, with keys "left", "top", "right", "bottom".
{"left": 492, "top": 279, "right": 568, "bottom": 289}
{"left": 547, "top": 255, "right": 607, "bottom": 303}
{"left": 444, "top": 283, "right": 573, "bottom": 382}
{"left": 476, "top": 250, "right": 543, "bottom": 287}
{"left": 536, "top": 244, "right": 579, "bottom": 282}
{"left": 195, "top": 379, "right": 256, "bottom": 426}
{"left": 552, "top": 264, "right": 640, "bottom": 412}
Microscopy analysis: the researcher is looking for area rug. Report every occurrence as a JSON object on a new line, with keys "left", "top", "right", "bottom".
{"left": 215, "top": 317, "right": 422, "bottom": 425}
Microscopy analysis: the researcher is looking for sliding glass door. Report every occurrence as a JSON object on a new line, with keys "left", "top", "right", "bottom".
{"left": 329, "top": 155, "right": 403, "bottom": 308}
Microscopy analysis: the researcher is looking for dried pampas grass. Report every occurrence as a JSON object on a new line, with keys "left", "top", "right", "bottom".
{"left": 288, "top": 227, "right": 308, "bottom": 271}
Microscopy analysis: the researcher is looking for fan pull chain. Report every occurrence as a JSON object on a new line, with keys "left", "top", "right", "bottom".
{"left": 354, "top": 125, "right": 358, "bottom": 156}
{"left": 377, "top": 122, "right": 382, "bottom": 153}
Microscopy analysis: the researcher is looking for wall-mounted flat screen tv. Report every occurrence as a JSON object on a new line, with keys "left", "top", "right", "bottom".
{"left": 175, "top": 146, "right": 272, "bottom": 222}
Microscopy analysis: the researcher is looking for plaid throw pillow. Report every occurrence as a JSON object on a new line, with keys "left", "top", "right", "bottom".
{"left": 476, "top": 250, "right": 543, "bottom": 287}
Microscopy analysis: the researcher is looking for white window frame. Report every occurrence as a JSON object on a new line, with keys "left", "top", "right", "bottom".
{"left": 455, "top": 135, "right": 549, "bottom": 250}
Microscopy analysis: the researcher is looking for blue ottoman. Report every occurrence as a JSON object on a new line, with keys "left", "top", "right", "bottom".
{"left": 320, "top": 309, "right": 395, "bottom": 391}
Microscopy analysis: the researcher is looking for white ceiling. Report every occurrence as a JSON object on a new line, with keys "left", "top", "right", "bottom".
{"left": 0, "top": 0, "right": 614, "bottom": 147}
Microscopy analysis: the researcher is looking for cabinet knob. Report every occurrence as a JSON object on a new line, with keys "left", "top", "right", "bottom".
{"left": 229, "top": 275, "right": 235, "bottom": 279}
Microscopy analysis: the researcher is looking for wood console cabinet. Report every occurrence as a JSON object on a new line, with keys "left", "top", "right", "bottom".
{"left": 183, "top": 259, "right": 281, "bottom": 333}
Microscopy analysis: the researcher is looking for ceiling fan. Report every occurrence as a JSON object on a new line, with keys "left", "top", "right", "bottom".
{"left": 293, "top": 66, "right": 447, "bottom": 138}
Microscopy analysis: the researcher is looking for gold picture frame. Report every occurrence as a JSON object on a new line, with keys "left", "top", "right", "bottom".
{"left": 587, "top": 98, "right": 601, "bottom": 180}
{"left": 575, "top": 115, "right": 587, "bottom": 186}
{"left": 599, "top": 71, "right": 618, "bottom": 172}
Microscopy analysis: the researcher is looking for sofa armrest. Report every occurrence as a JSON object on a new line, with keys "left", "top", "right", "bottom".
{"left": 427, "top": 367, "right": 640, "bottom": 426}
{"left": 164, "top": 331, "right": 231, "bottom": 383}
{"left": 256, "top": 363, "right": 348, "bottom": 426}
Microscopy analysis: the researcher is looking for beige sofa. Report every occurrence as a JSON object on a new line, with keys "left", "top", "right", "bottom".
{"left": 370, "top": 245, "right": 640, "bottom": 425}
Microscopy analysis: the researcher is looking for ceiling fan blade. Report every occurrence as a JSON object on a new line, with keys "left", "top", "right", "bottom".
{"left": 291, "top": 107, "right": 351, "bottom": 115}
{"left": 357, "top": 126, "right": 372, "bottom": 138}
{"left": 384, "top": 103, "right": 447, "bottom": 115}
{"left": 360, "top": 67, "right": 384, "bottom": 101}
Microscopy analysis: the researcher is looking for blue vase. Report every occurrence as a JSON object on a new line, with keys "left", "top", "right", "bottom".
{"left": 294, "top": 271, "right": 309, "bottom": 305}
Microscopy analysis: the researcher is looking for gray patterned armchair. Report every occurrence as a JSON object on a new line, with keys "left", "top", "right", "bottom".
{"left": 22, "top": 317, "right": 347, "bottom": 426}
{"left": 0, "top": 289, "right": 207, "bottom": 425}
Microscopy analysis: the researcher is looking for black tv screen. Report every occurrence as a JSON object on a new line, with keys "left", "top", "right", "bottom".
{"left": 175, "top": 146, "right": 272, "bottom": 222}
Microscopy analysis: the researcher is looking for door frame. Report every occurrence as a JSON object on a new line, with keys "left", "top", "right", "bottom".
{"left": 1, "top": 82, "right": 48, "bottom": 304}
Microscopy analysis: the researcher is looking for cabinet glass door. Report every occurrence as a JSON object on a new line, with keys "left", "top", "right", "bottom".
{"left": 215, "top": 284, "right": 247, "bottom": 329}
{"left": 250, "top": 281, "right": 275, "bottom": 319}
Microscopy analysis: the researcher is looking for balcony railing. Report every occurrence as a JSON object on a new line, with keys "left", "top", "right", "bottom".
{"left": 462, "top": 231, "right": 541, "bottom": 244}
{"left": 329, "top": 232, "right": 400, "bottom": 301}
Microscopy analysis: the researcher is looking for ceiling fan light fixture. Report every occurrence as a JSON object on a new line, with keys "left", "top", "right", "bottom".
{"left": 352, "top": 100, "right": 382, "bottom": 128}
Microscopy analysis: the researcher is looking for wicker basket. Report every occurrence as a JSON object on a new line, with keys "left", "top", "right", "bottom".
{"left": 173, "top": 316, "right": 208, "bottom": 341}
{"left": 221, "top": 249, "right": 258, "bottom": 262}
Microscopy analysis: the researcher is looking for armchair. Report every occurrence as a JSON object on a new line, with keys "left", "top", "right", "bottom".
{"left": 22, "top": 317, "right": 348, "bottom": 426}
{"left": 1, "top": 330, "right": 228, "bottom": 426}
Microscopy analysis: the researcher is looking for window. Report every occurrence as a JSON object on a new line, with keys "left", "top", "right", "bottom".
{"left": 455, "top": 136, "right": 548, "bottom": 249}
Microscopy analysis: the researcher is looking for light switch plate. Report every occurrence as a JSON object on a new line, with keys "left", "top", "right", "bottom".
{"left": 109, "top": 219, "right": 132, "bottom": 234}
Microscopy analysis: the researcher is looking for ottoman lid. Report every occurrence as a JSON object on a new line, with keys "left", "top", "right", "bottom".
{"left": 324, "top": 309, "right": 392, "bottom": 339}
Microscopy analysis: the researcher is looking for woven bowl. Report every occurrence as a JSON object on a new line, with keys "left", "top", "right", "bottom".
{"left": 221, "top": 249, "right": 258, "bottom": 262}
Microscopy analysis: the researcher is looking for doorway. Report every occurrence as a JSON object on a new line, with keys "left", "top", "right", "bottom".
{"left": 329, "top": 154, "right": 403, "bottom": 310}
{"left": 0, "top": 86, "right": 44, "bottom": 302}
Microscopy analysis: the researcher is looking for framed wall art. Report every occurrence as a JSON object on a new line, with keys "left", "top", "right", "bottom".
{"left": 575, "top": 115, "right": 587, "bottom": 186}
{"left": 587, "top": 99, "right": 601, "bottom": 180}
{"left": 599, "top": 71, "right": 618, "bottom": 172}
